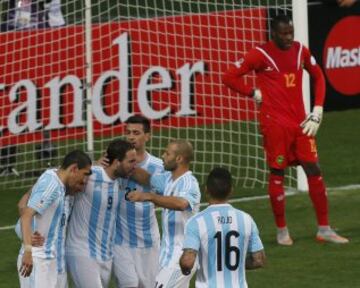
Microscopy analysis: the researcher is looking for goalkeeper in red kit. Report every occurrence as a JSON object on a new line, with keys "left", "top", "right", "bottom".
{"left": 223, "top": 14, "right": 349, "bottom": 245}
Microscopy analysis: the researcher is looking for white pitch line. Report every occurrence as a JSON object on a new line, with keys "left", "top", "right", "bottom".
{"left": 1, "top": 185, "right": 359, "bottom": 231}
{"left": 0, "top": 225, "right": 16, "bottom": 231}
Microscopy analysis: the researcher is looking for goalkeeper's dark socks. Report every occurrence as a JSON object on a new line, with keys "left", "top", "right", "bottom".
{"left": 268, "top": 174, "right": 286, "bottom": 228}
{"left": 308, "top": 175, "right": 329, "bottom": 226}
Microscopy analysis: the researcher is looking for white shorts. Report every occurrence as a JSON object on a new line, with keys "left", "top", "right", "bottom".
{"left": 66, "top": 255, "right": 112, "bottom": 288}
{"left": 113, "top": 244, "right": 160, "bottom": 288}
{"left": 55, "top": 272, "right": 68, "bottom": 288}
{"left": 154, "top": 262, "right": 196, "bottom": 288}
{"left": 17, "top": 254, "right": 57, "bottom": 288}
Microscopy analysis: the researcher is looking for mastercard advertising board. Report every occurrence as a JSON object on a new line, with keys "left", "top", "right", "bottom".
{"left": 309, "top": 2, "right": 360, "bottom": 110}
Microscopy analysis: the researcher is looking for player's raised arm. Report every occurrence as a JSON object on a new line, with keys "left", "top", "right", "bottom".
{"left": 131, "top": 167, "right": 151, "bottom": 186}
{"left": 126, "top": 190, "right": 190, "bottom": 211}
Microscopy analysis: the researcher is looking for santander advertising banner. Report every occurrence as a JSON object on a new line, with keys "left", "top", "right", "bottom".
{"left": 0, "top": 8, "right": 266, "bottom": 146}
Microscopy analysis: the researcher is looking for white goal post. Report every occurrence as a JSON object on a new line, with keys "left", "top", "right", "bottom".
{"left": 0, "top": 0, "right": 301, "bottom": 191}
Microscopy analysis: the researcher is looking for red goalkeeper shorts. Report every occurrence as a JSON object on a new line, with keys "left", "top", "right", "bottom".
{"left": 260, "top": 121, "right": 319, "bottom": 169}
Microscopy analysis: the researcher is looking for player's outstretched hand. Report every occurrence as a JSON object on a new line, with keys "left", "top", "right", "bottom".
{"left": 300, "top": 106, "right": 323, "bottom": 137}
{"left": 20, "top": 251, "right": 33, "bottom": 277}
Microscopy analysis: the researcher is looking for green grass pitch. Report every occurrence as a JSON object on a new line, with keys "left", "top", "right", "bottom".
{"left": 0, "top": 109, "right": 359, "bottom": 287}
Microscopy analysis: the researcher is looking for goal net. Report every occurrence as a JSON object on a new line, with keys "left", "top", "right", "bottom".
{"left": 0, "top": 0, "right": 295, "bottom": 190}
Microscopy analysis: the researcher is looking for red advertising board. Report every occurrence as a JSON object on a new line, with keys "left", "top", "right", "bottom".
{"left": 0, "top": 8, "right": 267, "bottom": 146}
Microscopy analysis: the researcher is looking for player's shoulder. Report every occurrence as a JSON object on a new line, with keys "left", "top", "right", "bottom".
{"left": 181, "top": 171, "right": 200, "bottom": 189}
{"left": 90, "top": 165, "right": 103, "bottom": 174}
{"left": 292, "top": 41, "right": 311, "bottom": 55}
{"left": 186, "top": 209, "right": 206, "bottom": 225}
{"left": 89, "top": 165, "right": 105, "bottom": 181}
{"left": 38, "top": 168, "right": 57, "bottom": 182}
{"left": 247, "top": 42, "right": 276, "bottom": 63}
{"left": 247, "top": 43, "right": 266, "bottom": 58}
{"left": 235, "top": 208, "right": 257, "bottom": 225}
{"left": 184, "top": 170, "right": 199, "bottom": 181}
{"left": 34, "top": 169, "right": 62, "bottom": 193}
{"left": 253, "top": 41, "right": 274, "bottom": 53}
{"left": 145, "top": 153, "right": 164, "bottom": 169}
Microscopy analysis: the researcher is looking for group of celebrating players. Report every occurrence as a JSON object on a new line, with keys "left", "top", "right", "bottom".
{"left": 15, "top": 14, "right": 348, "bottom": 288}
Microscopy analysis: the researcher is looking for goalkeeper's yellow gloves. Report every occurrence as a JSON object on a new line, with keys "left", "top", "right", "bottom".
{"left": 300, "top": 106, "right": 323, "bottom": 137}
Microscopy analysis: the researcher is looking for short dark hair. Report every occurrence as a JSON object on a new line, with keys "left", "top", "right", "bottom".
{"left": 125, "top": 115, "right": 151, "bottom": 133}
{"left": 61, "top": 150, "right": 92, "bottom": 169}
{"left": 106, "top": 139, "right": 134, "bottom": 164}
{"left": 170, "top": 139, "right": 194, "bottom": 163}
{"left": 271, "top": 14, "right": 292, "bottom": 31}
{"left": 206, "top": 167, "right": 232, "bottom": 200}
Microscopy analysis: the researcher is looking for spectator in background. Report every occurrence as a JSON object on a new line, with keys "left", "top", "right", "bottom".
{"left": 1, "top": 0, "right": 65, "bottom": 31}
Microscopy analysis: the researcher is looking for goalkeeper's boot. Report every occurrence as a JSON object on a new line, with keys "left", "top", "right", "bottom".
{"left": 316, "top": 228, "right": 349, "bottom": 244}
{"left": 277, "top": 227, "right": 293, "bottom": 246}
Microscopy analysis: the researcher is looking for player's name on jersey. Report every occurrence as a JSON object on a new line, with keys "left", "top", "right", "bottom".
{"left": 217, "top": 216, "right": 233, "bottom": 224}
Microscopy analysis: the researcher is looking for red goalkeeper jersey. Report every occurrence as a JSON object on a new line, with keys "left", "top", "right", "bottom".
{"left": 223, "top": 41, "right": 325, "bottom": 127}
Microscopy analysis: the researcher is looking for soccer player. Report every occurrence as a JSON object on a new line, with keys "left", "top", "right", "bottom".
{"left": 223, "top": 14, "right": 349, "bottom": 245}
{"left": 17, "top": 150, "right": 92, "bottom": 288}
{"left": 65, "top": 139, "right": 137, "bottom": 288}
{"left": 180, "top": 167, "right": 265, "bottom": 287}
{"left": 127, "top": 139, "right": 201, "bottom": 288}
{"left": 113, "top": 115, "right": 163, "bottom": 288}
{"left": 16, "top": 192, "right": 74, "bottom": 288}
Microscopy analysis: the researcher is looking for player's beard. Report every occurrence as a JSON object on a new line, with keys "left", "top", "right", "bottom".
{"left": 164, "top": 160, "right": 177, "bottom": 172}
{"left": 113, "top": 166, "right": 132, "bottom": 178}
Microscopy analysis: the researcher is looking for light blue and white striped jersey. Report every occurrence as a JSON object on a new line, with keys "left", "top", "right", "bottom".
{"left": 15, "top": 195, "right": 74, "bottom": 273}
{"left": 18, "top": 169, "right": 66, "bottom": 260}
{"left": 115, "top": 152, "right": 163, "bottom": 248}
{"left": 183, "top": 204, "right": 264, "bottom": 288}
{"left": 57, "top": 195, "right": 74, "bottom": 273}
{"left": 151, "top": 170, "right": 201, "bottom": 268}
{"left": 66, "top": 166, "right": 121, "bottom": 261}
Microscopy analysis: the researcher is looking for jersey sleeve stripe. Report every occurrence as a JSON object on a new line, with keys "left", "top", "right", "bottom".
{"left": 255, "top": 47, "right": 280, "bottom": 72}
{"left": 297, "top": 44, "right": 303, "bottom": 70}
